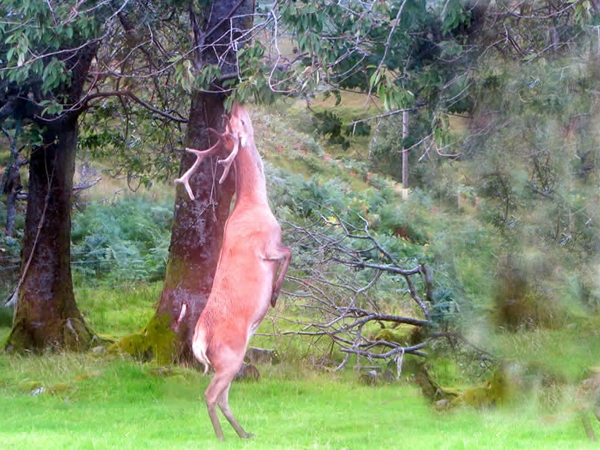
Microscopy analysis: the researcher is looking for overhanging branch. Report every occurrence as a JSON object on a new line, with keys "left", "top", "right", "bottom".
{"left": 79, "top": 91, "right": 188, "bottom": 123}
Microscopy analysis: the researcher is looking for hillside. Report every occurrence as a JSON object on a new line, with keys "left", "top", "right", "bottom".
{"left": 2, "top": 95, "right": 600, "bottom": 444}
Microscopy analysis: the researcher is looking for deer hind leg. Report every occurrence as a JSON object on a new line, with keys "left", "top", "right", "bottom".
{"left": 218, "top": 382, "right": 254, "bottom": 439}
{"left": 264, "top": 244, "right": 292, "bottom": 307}
{"left": 204, "top": 374, "right": 227, "bottom": 440}
{"left": 204, "top": 351, "right": 251, "bottom": 440}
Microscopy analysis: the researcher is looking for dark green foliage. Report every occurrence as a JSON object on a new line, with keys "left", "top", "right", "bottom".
{"left": 430, "top": 288, "right": 460, "bottom": 329}
{"left": 71, "top": 196, "right": 173, "bottom": 283}
{"left": 0, "top": 234, "right": 20, "bottom": 259}
{"left": 0, "top": 0, "right": 109, "bottom": 116}
{"left": 0, "top": 307, "right": 13, "bottom": 327}
{"left": 377, "top": 200, "right": 429, "bottom": 245}
{"left": 311, "top": 110, "right": 349, "bottom": 149}
{"left": 369, "top": 111, "right": 443, "bottom": 187}
{"left": 308, "top": 108, "right": 372, "bottom": 151}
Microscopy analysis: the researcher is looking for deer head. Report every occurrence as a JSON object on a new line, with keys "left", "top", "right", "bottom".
{"left": 229, "top": 104, "right": 254, "bottom": 148}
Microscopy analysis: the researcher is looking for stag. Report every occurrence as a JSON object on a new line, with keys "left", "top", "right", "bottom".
{"left": 175, "top": 104, "right": 291, "bottom": 440}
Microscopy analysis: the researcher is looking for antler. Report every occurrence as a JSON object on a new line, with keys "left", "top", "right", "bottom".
{"left": 217, "top": 132, "right": 239, "bottom": 183}
{"left": 174, "top": 121, "right": 239, "bottom": 200}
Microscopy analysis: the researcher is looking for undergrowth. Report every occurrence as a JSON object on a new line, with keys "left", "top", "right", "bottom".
{"left": 71, "top": 196, "right": 173, "bottom": 284}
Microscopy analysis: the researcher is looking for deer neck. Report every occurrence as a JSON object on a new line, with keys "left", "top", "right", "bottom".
{"left": 233, "top": 140, "right": 269, "bottom": 207}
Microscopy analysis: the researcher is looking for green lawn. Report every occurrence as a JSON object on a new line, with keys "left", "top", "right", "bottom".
{"left": 0, "top": 350, "right": 597, "bottom": 450}
{"left": 1, "top": 283, "right": 599, "bottom": 449}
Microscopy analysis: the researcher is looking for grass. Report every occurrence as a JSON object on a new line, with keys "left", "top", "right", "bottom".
{"left": 75, "top": 283, "right": 161, "bottom": 338}
{"left": 1, "top": 283, "right": 600, "bottom": 449}
{"left": 0, "top": 351, "right": 598, "bottom": 450}
{"left": 489, "top": 323, "right": 600, "bottom": 384}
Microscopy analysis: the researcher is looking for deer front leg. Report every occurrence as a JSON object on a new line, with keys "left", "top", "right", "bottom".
{"left": 263, "top": 244, "right": 292, "bottom": 307}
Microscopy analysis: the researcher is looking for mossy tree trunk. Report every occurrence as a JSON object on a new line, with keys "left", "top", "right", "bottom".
{"left": 122, "top": 0, "right": 255, "bottom": 364}
{"left": 154, "top": 92, "right": 236, "bottom": 363}
{"left": 5, "top": 124, "right": 94, "bottom": 352}
{"left": 3, "top": 42, "right": 98, "bottom": 353}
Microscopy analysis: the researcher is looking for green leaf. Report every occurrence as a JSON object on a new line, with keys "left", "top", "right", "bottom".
{"left": 369, "top": 70, "right": 382, "bottom": 89}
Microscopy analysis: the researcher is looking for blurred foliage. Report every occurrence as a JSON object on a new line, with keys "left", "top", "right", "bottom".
{"left": 464, "top": 47, "right": 600, "bottom": 320}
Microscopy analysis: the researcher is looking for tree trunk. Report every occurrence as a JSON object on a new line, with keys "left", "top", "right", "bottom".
{"left": 401, "top": 110, "right": 409, "bottom": 195}
{"left": 116, "top": 0, "right": 255, "bottom": 365}
{"left": 4, "top": 41, "right": 98, "bottom": 353}
{"left": 157, "top": 92, "right": 236, "bottom": 363}
{"left": 5, "top": 122, "right": 94, "bottom": 352}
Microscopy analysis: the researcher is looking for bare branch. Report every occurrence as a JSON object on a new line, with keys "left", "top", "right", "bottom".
{"left": 77, "top": 91, "right": 188, "bottom": 123}
{"left": 279, "top": 202, "right": 440, "bottom": 368}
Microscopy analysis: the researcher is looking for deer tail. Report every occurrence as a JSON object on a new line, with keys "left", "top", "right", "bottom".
{"left": 192, "top": 333, "right": 212, "bottom": 375}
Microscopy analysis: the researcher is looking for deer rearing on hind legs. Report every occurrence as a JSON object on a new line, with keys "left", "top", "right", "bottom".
{"left": 174, "top": 104, "right": 292, "bottom": 440}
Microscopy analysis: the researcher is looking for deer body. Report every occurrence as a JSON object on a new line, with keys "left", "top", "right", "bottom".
{"left": 177, "top": 105, "right": 291, "bottom": 440}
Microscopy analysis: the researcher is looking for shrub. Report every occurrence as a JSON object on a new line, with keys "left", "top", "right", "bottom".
{"left": 492, "top": 256, "right": 568, "bottom": 331}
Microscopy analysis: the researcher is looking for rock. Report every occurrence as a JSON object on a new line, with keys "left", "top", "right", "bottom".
{"left": 30, "top": 386, "right": 46, "bottom": 396}
{"left": 382, "top": 369, "right": 397, "bottom": 383}
{"left": 434, "top": 399, "right": 451, "bottom": 411}
{"left": 359, "top": 370, "right": 380, "bottom": 386}
{"left": 91, "top": 345, "right": 106, "bottom": 354}
{"left": 245, "top": 347, "right": 280, "bottom": 365}
{"left": 234, "top": 363, "right": 260, "bottom": 382}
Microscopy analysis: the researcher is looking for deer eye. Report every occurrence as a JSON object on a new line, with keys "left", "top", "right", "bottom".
{"left": 241, "top": 119, "right": 246, "bottom": 126}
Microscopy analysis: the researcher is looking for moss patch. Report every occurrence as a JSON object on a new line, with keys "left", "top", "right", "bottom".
{"left": 453, "top": 369, "right": 513, "bottom": 408}
{"left": 0, "top": 306, "right": 13, "bottom": 327}
{"left": 374, "top": 325, "right": 417, "bottom": 344}
{"left": 111, "top": 313, "right": 177, "bottom": 365}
